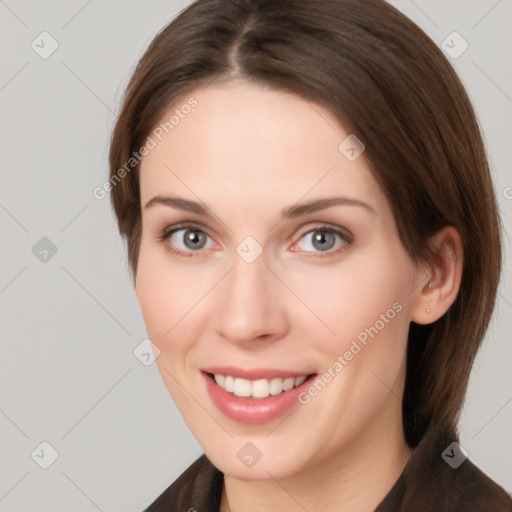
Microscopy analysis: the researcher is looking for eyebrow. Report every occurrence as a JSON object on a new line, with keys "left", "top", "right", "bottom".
{"left": 143, "top": 195, "right": 376, "bottom": 218}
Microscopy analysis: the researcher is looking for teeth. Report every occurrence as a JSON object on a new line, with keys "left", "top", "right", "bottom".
{"left": 282, "top": 377, "right": 295, "bottom": 391}
{"left": 251, "top": 379, "right": 270, "bottom": 399}
{"left": 213, "top": 373, "right": 309, "bottom": 399}
{"left": 269, "top": 378, "right": 283, "bottom": 395}
{"left": 224, "top": 375, "right": 235, "bottom": 393}
{"left": 233, "top": 378, "right": 252, "bottom": 397}
{"left": 294, "top": 376, "right": 307, "bottom": 387}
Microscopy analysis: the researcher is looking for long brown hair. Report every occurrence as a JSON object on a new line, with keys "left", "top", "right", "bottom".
{"left": 108, "top": 0, "right": 503, "bottom": 447}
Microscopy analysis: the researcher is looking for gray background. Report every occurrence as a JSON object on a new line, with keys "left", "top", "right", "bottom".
{"left": 0, "top": 0, "right": 511, "bottom": 510}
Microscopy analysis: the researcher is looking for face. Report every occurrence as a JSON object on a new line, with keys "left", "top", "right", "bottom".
{"left": 136, "top": 79, "right": 423, "bottom": 480}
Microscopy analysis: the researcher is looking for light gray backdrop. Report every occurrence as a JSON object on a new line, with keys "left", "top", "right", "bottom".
{"left": 1, "top": 1, "right": 511, "bottom": 510}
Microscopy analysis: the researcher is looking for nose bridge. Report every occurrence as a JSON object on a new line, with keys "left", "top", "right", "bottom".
{"left": 213, "top": 248, "right": 286, "bottom": 343}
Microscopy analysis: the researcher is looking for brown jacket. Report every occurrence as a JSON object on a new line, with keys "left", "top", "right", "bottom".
{"left": 143, "top": 423, "right": 512, "bottom": 511}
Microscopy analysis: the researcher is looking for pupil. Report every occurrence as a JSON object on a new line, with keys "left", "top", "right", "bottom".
{"left": 313, "top": 231, "right": 334, "bottom": 251}
{"left": 185, "top": 230, "right": 205, "bottom": 249}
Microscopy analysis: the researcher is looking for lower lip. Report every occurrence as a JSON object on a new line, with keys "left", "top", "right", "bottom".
{"left": 202, "top": 372, "right": 315, "bottom": 425}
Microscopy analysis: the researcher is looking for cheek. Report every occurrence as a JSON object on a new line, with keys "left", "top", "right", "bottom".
{"left": 136, "top": 246, "right": 185, "bottom": 345}
{"left": 288, "top": 252, "right": 412, "bottom": 355}
{"left": 295, "top": 264, "right": 411, "bottom": 434}
{"left": 135, "top": 246, "right": 217, "bottom": 359}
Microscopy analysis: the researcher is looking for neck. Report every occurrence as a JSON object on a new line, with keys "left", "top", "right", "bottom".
{"left": 220, "top": 415, "right": 412, "bottom": 512}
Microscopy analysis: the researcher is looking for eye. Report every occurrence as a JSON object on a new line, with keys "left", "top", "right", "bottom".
{"left": 157, "top": 223, "right": 216, "bottom": 257}
{"left": 293, "top": 226, "right": 352, "bottom": 257}
{"left": 157, "top": 222, "right": 353, "bottom": 259}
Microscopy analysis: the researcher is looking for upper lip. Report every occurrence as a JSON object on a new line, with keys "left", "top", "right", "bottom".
{"left": 201, "top": 366, "right": 315, "bottom": 380}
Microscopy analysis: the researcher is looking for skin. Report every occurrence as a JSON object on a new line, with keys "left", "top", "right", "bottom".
{"left": 136, "top": 79, "right": 463, "bottom": 512}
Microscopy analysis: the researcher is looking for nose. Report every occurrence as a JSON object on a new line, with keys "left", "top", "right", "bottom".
{"left": 213, "top": 251, "right": 289, "bottom": 346}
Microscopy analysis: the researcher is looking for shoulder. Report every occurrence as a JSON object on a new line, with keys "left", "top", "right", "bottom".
{"left": 142, "top": 454, "right": 224, "bottom": 512}
{"left": 454, "top": 458, "right": 512, "bottom": 511}
{"left": 428, "top": 425, "right": 512, "bottom": 511}
{"left": 377, "top": 423, "right": 512, "bottom": 511}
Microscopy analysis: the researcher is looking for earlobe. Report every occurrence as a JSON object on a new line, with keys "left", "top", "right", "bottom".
{"left": 411, "top": 226, "right": 464, "bottom": 325}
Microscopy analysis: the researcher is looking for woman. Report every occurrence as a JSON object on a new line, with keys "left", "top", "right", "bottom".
{"left": 108, "top": 0, "right": 512, "bottom": 510}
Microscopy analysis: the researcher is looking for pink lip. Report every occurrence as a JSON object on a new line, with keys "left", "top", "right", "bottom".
{"left": 201, "top": 370, "right": 316, "bottom": 425}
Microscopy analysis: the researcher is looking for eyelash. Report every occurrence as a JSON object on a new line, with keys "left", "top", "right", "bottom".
{"left": 156, "top": 222, "right": 354, "bottom": 259}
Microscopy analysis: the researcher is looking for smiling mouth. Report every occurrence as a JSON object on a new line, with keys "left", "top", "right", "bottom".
{"left": 206, "top": 372, "right": 316, "bottom": 400}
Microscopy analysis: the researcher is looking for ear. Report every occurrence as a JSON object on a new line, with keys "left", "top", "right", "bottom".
{"left": 410, "top": 226, "right": 464, "bottom": 325}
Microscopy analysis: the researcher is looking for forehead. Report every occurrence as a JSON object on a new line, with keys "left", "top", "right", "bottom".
{"left": 138, "top": 80, "right": 384, "bottom": 215}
